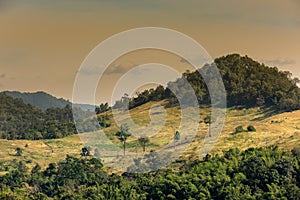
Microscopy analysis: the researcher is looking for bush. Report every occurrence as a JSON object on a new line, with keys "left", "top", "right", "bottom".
{"left": 247, "top": 125, "right": 256, "bottom": 132}
{"left": 234, "top": 126, "right": 244, "bottom": 134}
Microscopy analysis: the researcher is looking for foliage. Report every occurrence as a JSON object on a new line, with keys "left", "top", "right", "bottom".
{"left": 115, "top": 125, "right": 131, "bottom": 156}
{"left": 234, "top": 126, "right": 245, "bottom": 134}
{"left": 15, "top": 147, "right": 22, "bottom": 156}
{"left": 247, "top": 125, "right": 256, "bottom": 132}
{"left": 138, "top": 136, "right": 150, "bottom": 152}
{"left": 95, "top": 103, "right": 110, "bottom": 114}
{"left": 0, "top": 93, "right": 106, "bottom": 140}
{"left": 0, "top": 147, "right": 299, "bottom": 199}
{"left": 114, "top": 54, "right": 300, "bottom": 111}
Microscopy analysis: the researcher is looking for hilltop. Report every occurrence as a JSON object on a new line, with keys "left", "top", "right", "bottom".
{"left": 3, "top": 91, "right": 70, "bottom": 110}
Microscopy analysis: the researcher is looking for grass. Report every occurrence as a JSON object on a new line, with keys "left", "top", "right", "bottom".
{"left": 0, "top": 101, "right": 299, "bottom": 171}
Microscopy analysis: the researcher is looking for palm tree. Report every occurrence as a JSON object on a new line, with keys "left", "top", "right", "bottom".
{"left": 116, "top": 125, "right": 131, "bottom": 156}
{"left": 138, "top": 136, "right": 150, "bottom": 152}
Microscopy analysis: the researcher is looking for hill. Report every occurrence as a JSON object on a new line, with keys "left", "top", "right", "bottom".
{"left": 0, "top": 101, "right": 299, "bottom": 170}
{"left": 124, "top": 54, "right": 300, "bottom": 111}
{"left": 1, "top": 54, "right": 299, "bottom": 142}
{"left": 3, "top": 91, "right": 71, "bottom": 110}
{"left": 0, "top": 93, "right": 76, "bottom": 140}
{"left": 3, "top": 91, "right": 95, "bottom": 111}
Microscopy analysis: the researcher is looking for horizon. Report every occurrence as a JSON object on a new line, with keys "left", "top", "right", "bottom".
{"left": 0, "top": 0, "right": 299, "bottom": 104}
{"left": 1, "top": 52, "right": 300, "bottom": 105}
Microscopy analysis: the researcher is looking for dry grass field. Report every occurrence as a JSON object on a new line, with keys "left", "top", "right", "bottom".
{"left": 0, "top": 100, "right": 299, "bottom": 172}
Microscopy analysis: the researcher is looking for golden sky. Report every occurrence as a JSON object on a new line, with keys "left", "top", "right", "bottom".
{"left": 0, "top": 0, "right": 299, "bottom": 104}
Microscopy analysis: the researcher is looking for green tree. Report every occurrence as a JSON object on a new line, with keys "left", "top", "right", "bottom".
{"left": 174, "top": 130, "right": 180, "bottom": 149}
{"left": 116, "top": 125, "right": 131, "bottom": 156}
{"left": 204, "top": 115, "right": 212, "bottom": 137}
{"left": 15, "top": 147, "right": 22, "bottom": 156}
{"left": 81, "top": 146, "right": 91, "bottom": 157}
{"left": 138, "top": 136, "right": 150, "bottom": 152}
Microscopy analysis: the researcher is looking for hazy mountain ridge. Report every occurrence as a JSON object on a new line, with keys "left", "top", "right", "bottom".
{"left": 3, "top": 91, "right": 71, "bottom": 110}
{"left": 2, "top": 90, "right": 95, "bottom": 111}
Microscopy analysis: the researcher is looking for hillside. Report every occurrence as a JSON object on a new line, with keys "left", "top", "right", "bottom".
{"left": 1, "top": 54, "right": 299, "bottom": 142}
{"left": 0, "top": 101, "right": 299, "bottom": 171}
{"left": 0, "top": 93, "right": 76, "bottom": 140}
{"left": 3, "top": 91, "right": 71, "bottom": 110}
{"left": 3, "top": 91, "right": 95, "bottom": 111}
{"left": 125, "top": 54, "right": 300, "bottom": 111}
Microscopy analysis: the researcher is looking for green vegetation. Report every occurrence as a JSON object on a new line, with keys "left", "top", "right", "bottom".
{"left": 0, "top": 93, "right": 107, "bottom": 140}
{"left": 3, "top": 91, "right": 71, "bottom": 110}
{"left": 0, "top": 147, "right": 299, "bottom": 199}
{"left": 116, "top": 54, "right": 300, "bottom": 111}
{"left": 247, "top": 125, "right": 256, "bottom": 132}
{"left": 234, "top": 125, "right": 245, "bottom": 134}
{"left": 15, "top": 147, "right": 22, "bottom": 156}
{"left": 0, "top": 93, "right": 76, "bottom": 140}
{"left": 115, "top": 125, "right": 131, "bottom": 156}
{"left": 138, "top": 136, "right": 150, "bottom": 152}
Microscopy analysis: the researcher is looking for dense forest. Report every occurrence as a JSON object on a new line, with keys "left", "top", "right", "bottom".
{"left": 0, "top": 147, "right": 299, "bottom": 199}
{"left": 118, "top": 54, "right": 300, "bottom": 111}
{"left": 0, "top": 93, "right": 76, "bottom": 140}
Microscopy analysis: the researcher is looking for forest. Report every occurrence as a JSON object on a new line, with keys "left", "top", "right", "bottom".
{"left": 0, "top": 93, "right": 76, "bottom": 140}
{"left": 0, "top": 147, "right": 299, "bottom": 199}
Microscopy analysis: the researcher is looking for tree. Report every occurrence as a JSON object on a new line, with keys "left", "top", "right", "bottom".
{"left": 247, "top": 125, "right": 256, "bottom": 132}
{"left": 121, "top": 93, "right": 130, "bottom": 110}
{"left": 116, "top": 125, "right": 131, "bottom": 156}
{"left": 95, "top": 102, "right": 110, "bottom": 114}
{"left": 138, "top": 136, "right": 150, "bottom": 152}
{"left": 204, "top": 116, "right": 212, "bottom": 137}
{"left": 234, "top": 126, "right": 245, "bottom": 134}
{"left": 81, "top": 146, "right": 91, "bottom": 157}
{"left": 94, "top": 148, "right": 101, "bottom": 158}
{"left": 174, "top": 131, "right": 180, "bottom": 149}
{"left": 15, "top": 147, "right": 22, "bottom": 156}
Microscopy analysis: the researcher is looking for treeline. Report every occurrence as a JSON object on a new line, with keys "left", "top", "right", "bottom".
{"left": 114, "top": 54, "right": 300, "bottom": 111}
{"left": 0, "top": 93, "right": 76, "bottom": 140}
{"left": 0, "top": 147, "right": 299, "bottom": 199}
{"left": 112, "top": 85, "right": 167, "bottom": 110}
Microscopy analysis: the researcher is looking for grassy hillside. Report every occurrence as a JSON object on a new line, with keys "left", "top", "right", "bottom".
{"left": 0, "top": 101, "right": 299, "bottom": 172}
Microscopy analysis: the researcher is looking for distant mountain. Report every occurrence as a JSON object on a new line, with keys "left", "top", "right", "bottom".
{"left": 3, "top": 91, "right": 70, "bottom": 110}
{"left": 2, "top": 91, "right": 95, "bottom": 111}
{"left": 0, "top": 92, "right": 99, "bottom": 140}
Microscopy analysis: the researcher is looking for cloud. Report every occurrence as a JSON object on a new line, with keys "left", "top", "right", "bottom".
{"left": 262, "top": 58, "right": 296, "bottom": 66}
{"left": 76, "top": 65, "right": 104, "bottom": 76}
{"left": 76, "top": 62, "right": 137, "bottom": 76}
{"left": 103, "top": 62, "right": 139, "bottom": 75}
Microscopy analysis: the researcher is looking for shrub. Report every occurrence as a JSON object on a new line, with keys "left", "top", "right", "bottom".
{"left": 234, "top": 126, "right": 244, "bottom": 134}
{"left": 247, "top": 125, "right": 256, "bottom": 132}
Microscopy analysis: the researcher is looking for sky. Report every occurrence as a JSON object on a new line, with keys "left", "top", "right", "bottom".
{"left": 0, "top": 0, "right": 299, "bottom": 104}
